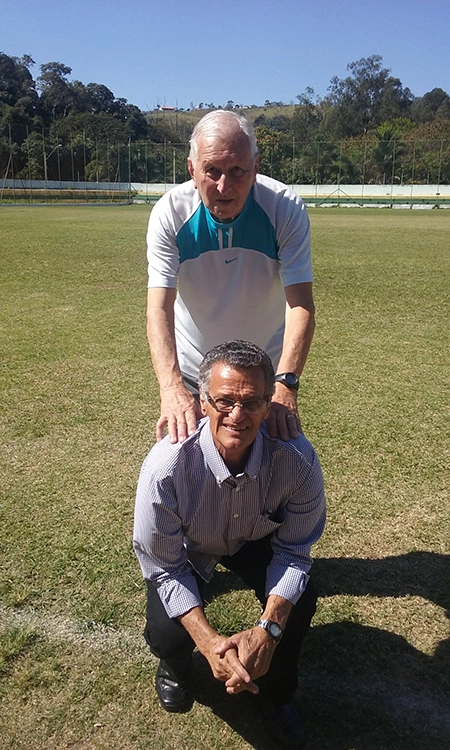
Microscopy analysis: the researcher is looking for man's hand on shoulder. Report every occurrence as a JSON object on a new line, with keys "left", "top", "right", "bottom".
{"left": 157, "top": 385, "right": 202, "bottom": 443}
{"left": 266, "top": 383, "right": 302, "bottom": 441}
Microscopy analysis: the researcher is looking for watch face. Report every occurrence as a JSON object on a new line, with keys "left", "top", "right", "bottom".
{"left": 268, "top": 622, "right": 283, "bottom": 639}
{"left": 275, "top": 373, "right": 299, "bottom": 389}
{"left": 256, "top": 619, "right": 283, "bottom": 641}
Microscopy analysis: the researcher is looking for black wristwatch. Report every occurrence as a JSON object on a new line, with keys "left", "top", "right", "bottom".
{"left": 255, "top": 619, "right": 284, "bottom": 642}
{"left": 274, "top": 372, "right": 299, "bottom": 391}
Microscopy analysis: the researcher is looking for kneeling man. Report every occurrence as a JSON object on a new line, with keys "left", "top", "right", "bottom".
{"left": 133, "top": 340, "right": 326, "bottom": 749}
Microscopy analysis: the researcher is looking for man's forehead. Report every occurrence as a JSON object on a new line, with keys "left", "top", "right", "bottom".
{"left": 209, "top": 363, "right": 265, "bottom": 390}
{"left": 197, "top": 131, "right": 253, "bottom": 161}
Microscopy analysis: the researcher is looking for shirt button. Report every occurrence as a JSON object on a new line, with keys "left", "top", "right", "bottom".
{"left": 233, "top": 513, "right": 239, "bottom": 518}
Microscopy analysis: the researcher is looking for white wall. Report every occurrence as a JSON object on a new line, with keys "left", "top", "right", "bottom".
{"left": 3, "top": 179, "right": 450, "bottom": 200}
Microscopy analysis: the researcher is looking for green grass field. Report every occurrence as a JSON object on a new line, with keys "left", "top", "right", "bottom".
{"left": 1, "top": 205, "right": 449, "bottom": 749}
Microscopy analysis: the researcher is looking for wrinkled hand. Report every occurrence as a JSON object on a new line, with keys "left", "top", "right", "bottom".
{"left": 266, "top": 387, "right": 302, "bottom": 441}
{"left": 214, "top": 627, "right": 277, "bottom": 695}
{"left": 157, "top": 385, "right": 202, "bottom": 443}
{"left": 202, "top": 635, "right": 259, "bottom": 695}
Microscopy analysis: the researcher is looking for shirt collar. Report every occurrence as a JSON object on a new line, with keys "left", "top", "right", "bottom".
{"left": 203, "top": 186, "right": 254, "bottom": 230}
{"left": 199, "top": 417, "right": 263, "bottom": 485}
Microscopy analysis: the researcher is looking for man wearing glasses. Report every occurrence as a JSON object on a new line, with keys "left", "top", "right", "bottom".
{"left": 146, "top": 109, "right": 314, "bottom": 445}
{"left": 134, "top": 340, "right": 326, "bottom": 749}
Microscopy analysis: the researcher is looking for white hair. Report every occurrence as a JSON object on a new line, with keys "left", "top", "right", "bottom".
{"left": 189, "top": 110, "right": 258, "bottom": 164}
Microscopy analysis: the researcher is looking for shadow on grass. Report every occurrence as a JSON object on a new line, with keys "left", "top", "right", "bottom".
{"left": 192, "top": 551, "right": 450, "bottom": 750}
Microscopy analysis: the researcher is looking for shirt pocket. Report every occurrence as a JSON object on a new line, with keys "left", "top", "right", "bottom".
{"left": 248, "top": 514, "right": 282, "bottom": 541}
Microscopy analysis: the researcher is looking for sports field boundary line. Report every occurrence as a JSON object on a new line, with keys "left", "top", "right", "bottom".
{"left": 2, "top": 604, "right": 450, "bottom": 731}
{"left": 0, "top": 603, "right": 152, "bottom": 659}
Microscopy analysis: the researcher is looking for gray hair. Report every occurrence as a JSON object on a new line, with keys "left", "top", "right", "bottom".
{"left": 198, "top": 340, "right": 275, "bottom": 398}
{"left": 189, "top": 110, "right": 258, "bottom": 164}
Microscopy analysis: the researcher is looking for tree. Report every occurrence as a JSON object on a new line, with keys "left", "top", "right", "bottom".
{"left": 85, "top": 83, "right": 116, "bottom": 114}
{"left": 254, "top": 125, "right": 292, "bottom": 181}
{"left": 254, "top": 113, "right": 291, "bottom": 133}
{"left": 404, "top": 119, "right": 450, "bottom": 184}
{"left": 291, "top": 88, "right": 324, "bottom": 143}
{"left": 18, "top": 130, "right": 46, "bottom": 179}
{"left": 0, "top": 52, "right": 37, "bottom": 111}
{"left": 37, "top": 62, "right": 73, "bottom": 121}
{"left": 0, "top": 53, "right": 39, "bottom": 162}
{"left": 326, "top": 55, "right": 413, "bottom": 138}
{"left": 117, "top": 102, "right": 149, "bottom": 140}
{"left": 412, "top": 88, "right": 450, "bottom": 124}
{"left": 0, "top": 52, "right": 38, "bottom": 141}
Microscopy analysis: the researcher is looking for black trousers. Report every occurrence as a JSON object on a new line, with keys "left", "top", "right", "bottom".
{"left": 144, "top": 535, "right": 317, "bottom": 705}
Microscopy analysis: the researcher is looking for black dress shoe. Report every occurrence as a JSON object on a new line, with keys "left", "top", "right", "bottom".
{"left": 155, "top": 660, "right": 193, "bottom": 713}
{"left": 257, "top": 695, "right": 306, "bottom": 749}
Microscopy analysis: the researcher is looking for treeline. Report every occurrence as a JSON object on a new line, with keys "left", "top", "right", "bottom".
{"left": 1, "top": 52, "right": 450, "bottom": 185}
{"left": 0, "top": 52, "right": 178, "bottom": 183}
{"left": 253, "top": 56, "right": 450, "bottom": 185}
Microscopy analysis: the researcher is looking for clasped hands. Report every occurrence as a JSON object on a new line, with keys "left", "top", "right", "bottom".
{"left": 205, "top": 626, "right": 277, "bottom": 695}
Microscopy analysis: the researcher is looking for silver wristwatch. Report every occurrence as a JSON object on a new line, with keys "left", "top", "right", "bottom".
{"left": 255, "top": 619, "right": 284, "bottom": 642}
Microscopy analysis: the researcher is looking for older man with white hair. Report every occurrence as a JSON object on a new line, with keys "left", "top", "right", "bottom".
{"left": 146, "top": 110, "right": 315, "bottom": 444}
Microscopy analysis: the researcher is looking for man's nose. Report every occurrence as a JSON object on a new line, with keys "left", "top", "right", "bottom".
{"left": 216, "top": 172, "right": 232, "bottom": 193}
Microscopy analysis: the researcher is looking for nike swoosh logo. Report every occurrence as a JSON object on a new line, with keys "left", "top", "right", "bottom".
{"left": 225, "top": 257, "right": 238, "bottom": 264}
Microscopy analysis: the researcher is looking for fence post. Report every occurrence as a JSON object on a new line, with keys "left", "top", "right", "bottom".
{"left": 437, "top": 140, "right": 444, "bottom": 194}
{"left": 42, "top": 129, "right": 48, "bottom": 202}
{"left": 26, "top": 125, "right": 32, "bottom": 203}
{"left": 128, "top": 138, "right": 131, "bottom": 202}
{"left": 410, "top": 142, "right": 416, "bottom": 200}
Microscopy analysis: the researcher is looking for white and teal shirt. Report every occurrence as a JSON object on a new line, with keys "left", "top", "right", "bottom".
{"left": 147, "top": 174, "right": 312, "bottom": 382}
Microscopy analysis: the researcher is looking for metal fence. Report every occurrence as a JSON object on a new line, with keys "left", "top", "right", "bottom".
{"left": 2, "top": 127, "right": 450, "bottom": 203}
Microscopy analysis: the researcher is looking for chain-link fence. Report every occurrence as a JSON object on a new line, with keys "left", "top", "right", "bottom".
{"left": 1, "top": 125, "right": 449, "bottom": 203}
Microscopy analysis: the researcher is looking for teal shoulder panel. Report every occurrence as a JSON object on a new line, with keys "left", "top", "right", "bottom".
{"left": 233, "top": 197, "right": 278, "bottom": 259}
{"left": 176, "top": 191, "right": 278, "bottom": 263}
{"left": 177, "top": 204, "right": 219, "bottom": 263}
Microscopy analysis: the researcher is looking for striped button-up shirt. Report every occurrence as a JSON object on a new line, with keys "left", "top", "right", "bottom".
{"left": 133, "top": 418, "right": 326, "bottom": 619}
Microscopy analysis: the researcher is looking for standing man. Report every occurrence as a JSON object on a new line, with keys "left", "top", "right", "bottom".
{"left": 134, "top": 340, "right": 326, "bottom": 749}
{"left": 146, "top": 110, "right": 315, "bottom": 444}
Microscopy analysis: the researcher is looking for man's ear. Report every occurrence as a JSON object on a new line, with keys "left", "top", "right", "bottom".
{"left": 187, "top": 158, "right": 196, "bottom": 183}
{"left": 252, "top": 155, "right": 259, "bottom": 183}
{"left": 200, "top": 397, "right": 207, "bottom": 416}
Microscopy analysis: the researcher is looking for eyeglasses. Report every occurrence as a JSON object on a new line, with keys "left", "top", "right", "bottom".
{"left": 207, "top": 394, "right": 270, "bottom": 415}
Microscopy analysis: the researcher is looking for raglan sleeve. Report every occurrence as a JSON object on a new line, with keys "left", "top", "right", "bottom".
{"left": 275, "top": 189, "right": 313, "bottom": 287}
{"left": 146, "top": 193, "right": 180, "bottom": 289}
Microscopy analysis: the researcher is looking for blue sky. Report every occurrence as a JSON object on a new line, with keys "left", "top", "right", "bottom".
{"left": 2, "top": 0, "right": 449, "bottom": 111}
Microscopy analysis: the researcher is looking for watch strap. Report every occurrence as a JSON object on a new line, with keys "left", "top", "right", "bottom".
{"left": 274, "top": 372, "right": 299, "bottom": 391}
{"left": 255, "top": 618, "right": 284, "bottom": 642}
